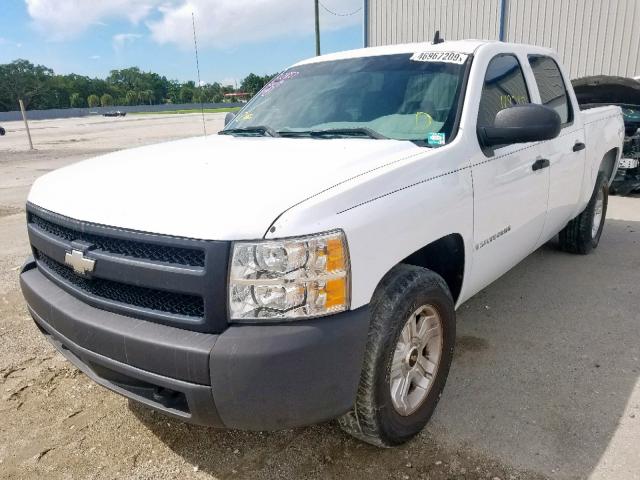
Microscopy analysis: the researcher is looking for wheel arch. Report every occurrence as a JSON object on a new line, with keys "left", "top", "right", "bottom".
{"left": 599, "top": 147, "right": 619, "bottom": 185}
{"left": 391, "top": 233, "right": 466, "bottom": 303}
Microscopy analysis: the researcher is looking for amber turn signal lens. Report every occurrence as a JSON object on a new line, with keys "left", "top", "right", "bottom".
{"left": 324, "top": 278, "right": 347, "bottom": 309}
{"left": 326, "top": 237, "right": 346, "bottom": 272}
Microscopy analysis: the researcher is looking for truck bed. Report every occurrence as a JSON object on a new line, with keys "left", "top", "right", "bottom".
{"left": 582, "top": 105, "right": 624, "bottom": 187}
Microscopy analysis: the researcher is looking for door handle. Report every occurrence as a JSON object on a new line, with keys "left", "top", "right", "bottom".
{"left": 532, "top": 158, "right": 550, "bottom": 171}
{"left": 573, "top": 142, "right": 586, "bottom": 152}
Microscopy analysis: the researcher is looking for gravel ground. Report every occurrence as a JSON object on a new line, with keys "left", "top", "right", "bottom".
{"left": 0, "top": 114, "right": 638, "bottom": 480}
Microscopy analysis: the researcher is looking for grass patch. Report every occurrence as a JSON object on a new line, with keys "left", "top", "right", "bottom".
{"left": 131, "top": 107, "right": 241, "bottom": 115}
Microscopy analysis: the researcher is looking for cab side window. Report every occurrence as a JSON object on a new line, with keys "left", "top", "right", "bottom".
{"left": 528, "top": 55, "right": 572, "bottom": 124}
{"left": 477, "top": 54, "right": 531, "bottom": 128}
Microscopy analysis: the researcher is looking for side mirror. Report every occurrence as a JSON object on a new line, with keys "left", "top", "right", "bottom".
{"left": 224, "top": 112, "right": 237, "bottom": 126}
{"left": 478, "top": 104, "right": 561, "bottom": 147}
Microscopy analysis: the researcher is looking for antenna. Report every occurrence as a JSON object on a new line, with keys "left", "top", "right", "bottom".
{"left": 433, "top": 30, "right": 445, "bottom": 44}
{"left": 192, "top": 11, "right": 207, "bottom": 136}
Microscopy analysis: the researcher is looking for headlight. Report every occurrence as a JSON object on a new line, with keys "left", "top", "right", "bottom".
{"left": 229, "top": 230, "right": 350, "bottom": 321}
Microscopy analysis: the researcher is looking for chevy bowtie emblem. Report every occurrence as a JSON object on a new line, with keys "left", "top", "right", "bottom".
{"left": 64, "top": 249, "right": 96, "bottom": 275}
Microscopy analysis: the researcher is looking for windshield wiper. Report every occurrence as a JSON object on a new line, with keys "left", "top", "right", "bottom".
{"left": 219, "top": 126, "right": 279, "bottom": 137}
{"left": 278, "top": 127, "right": 387, "bottom": 140}
{"left": 309, "top": 127, "right": 387, "bottom": 139}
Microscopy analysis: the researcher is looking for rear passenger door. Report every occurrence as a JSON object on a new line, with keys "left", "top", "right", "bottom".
{"left": 528, "top": 55, "right": 586, "bottom": 243}
{"left": 469, "top": 54, "right": 550, "bottom": 293}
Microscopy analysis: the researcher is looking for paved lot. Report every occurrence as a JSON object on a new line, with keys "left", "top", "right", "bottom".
{"left": 0, "top": 114, "right": 638, "bottom": 479}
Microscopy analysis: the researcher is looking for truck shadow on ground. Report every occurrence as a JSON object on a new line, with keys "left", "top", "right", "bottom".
{"left": 131, "top": 220, "right": 640, "bottom": 480}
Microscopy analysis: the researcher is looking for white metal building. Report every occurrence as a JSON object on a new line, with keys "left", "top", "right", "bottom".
{"left": 364, "top": 0, "right": 640, "bottom": 78}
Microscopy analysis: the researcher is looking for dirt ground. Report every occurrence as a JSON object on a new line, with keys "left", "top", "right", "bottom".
{"left": 0, "top": 114, "right": 638, "bottom": 480}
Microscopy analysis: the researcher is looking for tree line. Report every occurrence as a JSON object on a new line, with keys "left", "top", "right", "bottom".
{"left": 0, "top": 59, "right": 276, "bottom": 112}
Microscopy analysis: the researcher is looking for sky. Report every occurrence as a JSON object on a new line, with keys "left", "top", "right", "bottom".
{"left": 0, "top": 0, "right": 365, "bottom": 86}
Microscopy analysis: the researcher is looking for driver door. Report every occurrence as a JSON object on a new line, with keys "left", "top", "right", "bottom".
{"left": 467, "top": 54, "right": 550, "bottom": 294}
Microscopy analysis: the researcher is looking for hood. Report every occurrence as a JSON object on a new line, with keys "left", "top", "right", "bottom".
{"left": 28, "top": 134, "right": 421, "bottom": 240}
{"left": 572, "top": 75, "right": 640, "bottom": 107}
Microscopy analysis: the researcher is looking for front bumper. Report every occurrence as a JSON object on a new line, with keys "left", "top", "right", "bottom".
{"left": 20, "top": 258, "right": 370, "bottom": 430}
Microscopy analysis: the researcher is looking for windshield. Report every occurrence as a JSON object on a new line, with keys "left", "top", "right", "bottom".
{"left": 224, "top": 53, "right": 469, "bottom": 145}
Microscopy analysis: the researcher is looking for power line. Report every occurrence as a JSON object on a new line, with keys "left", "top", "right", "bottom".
{"left": 315, "top": 0, "right": 321, "bottom": 56}
{"left": 191, "top": 11, "right": 206, "bottom": 136}
{"left": 319, "top": 1, "right": 363, "bottom": 17}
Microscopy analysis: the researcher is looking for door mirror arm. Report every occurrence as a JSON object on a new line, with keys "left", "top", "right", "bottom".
{"left": 224, "top": 112, "right": 237, "bottom": 126}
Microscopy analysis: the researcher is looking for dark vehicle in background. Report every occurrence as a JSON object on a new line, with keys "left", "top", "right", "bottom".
{"left": 103, "top": 111, "right": 127, "bottom": 117}
{"left": 573, "top": 76, "right": 640, "bottom": 195}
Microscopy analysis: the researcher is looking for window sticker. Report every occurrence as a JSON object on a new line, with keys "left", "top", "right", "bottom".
{"left": 260, "top": 71, "right": 300, "bottom": 96}
{"left": 427, "top": 132, "right": 446, "bottom": 146}
{"left": 239, "top": 111, "right": 254, "bottom": 121}
{"left": 410, "top": 51, "right": 468, "bottom": 65}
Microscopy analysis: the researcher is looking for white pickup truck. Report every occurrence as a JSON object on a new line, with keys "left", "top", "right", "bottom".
{"left": 21, "top": 40, "right": 624, "bottom": 447}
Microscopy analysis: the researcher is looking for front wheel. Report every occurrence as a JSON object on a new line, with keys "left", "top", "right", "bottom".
{"left": 559, "top": 171, "right": 608, "bottom": 254}
{"left": 338, "top": 264, "right": 456, "bottom": 447}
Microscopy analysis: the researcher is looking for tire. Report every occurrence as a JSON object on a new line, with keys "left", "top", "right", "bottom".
{"left": 0, "top": 127, "right": 5, "bottom": 136}
{"left": 338, "top": 264, "right": 456, "bottom": 447}
{"left": 559, "top": 171, "right": 608, "bottom": 254}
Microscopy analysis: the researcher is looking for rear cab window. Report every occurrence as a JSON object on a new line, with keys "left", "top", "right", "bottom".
{"left": 528, "top": 55, "right": 573, "bottom": 125}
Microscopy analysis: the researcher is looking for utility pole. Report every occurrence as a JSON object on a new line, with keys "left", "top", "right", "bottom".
{"left": 314, "top": 0, "right": 321, "bottom": 56}
{"left": 18, "top": 99, "right": 34, "bottom": 150}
